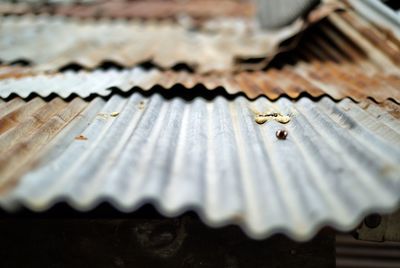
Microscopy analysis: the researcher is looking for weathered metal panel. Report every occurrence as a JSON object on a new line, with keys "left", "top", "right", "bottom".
{"left": 0, "top": 65, "right": 34, "bottom": 79}
{"left": 346, "top": 0, "right": 400, "bottom": 40}
{"left": 0, "top": 14, "right": 306, "bottom": 73}
{"left": 0, "top": 93, "right": 399, "bottom": 241}
{"left": 0, "top": 63, "right": 399, "bottom": 102}
{"left": 0, "top": 0, "right": 254, "bottom": 20}
{"left": 1, "top": 2, "right": 399, "bottom": 102}
{"left": 0, "top": 2, "right": 344, "bottom": 73}
{"left": 0, "top": 1, "right": 398, "bottom": 77}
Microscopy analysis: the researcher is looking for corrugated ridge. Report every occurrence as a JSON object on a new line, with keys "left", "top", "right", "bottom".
{"left": 0, "top": 63, "right": 399, "bottom": 103}
{"left": 2, "top": 8, "right": 400, "bottom": 103}
{"left": 0, "top": 3, "right": 395, "bottom": 73}
{"left": 0, "top": 93, "right": 399, "bottom": 241}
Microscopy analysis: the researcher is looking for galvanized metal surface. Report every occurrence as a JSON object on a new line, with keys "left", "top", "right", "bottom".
{"left": 256, "top": 0, "right": 319, "bottom": 29}
{"left": 0, "top": 92, "right": 399, "bottom": 241}
{"left": 0, "top": 14, "right": 306, "bottom": 73}
{"left": 1, "top": 59, "right": 399, "bottom": 102}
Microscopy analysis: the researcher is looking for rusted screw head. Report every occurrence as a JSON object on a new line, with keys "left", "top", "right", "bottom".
{"left": 276, "top": 129, "right": 288, "bottom": 140}
{"left": 364, "top": 214, "right": 382, "bottom": 229}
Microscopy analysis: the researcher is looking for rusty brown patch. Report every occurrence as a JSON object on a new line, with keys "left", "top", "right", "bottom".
{"left": 75, "top": 134, "right": 88, "bottom": 141}
{"left": 381, "top": 101, "right": 400, "bottom": 119}
{"left": 0, "top": 111, "right": 20, "bottom": 134}
{"left": 0, "top": 0, "right": 255, "bottom": 20}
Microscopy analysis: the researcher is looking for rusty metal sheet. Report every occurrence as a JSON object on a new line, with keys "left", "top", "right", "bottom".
{"left": 0, "top": 2, "right": 341, "bottom": 73}
{"left": 0, "top": 15, "right": 304, "bottom": 73}
{"left": 0, "top": 93, "right": 399, "bottom": 241}
{"left": 0, "top": 0, "right": 254, "bottom": 20}
{"left": 2, "top": 7, "right": 399, "bottom": 103}
{"left": 1, "top": 60, "right": 399, "bottom": 102}
{"left": 346, "top": 0, "right": 400, "bottom": 41}
{"left": 0, "top": 65, "right": 35, "bottom": 80}
{"left": 0, "top": 2, "right": 398, "bottom": 92}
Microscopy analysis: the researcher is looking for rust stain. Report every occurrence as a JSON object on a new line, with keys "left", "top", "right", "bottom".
{"left": 137, "top": 101, "right": 146, "bottom": 110}
{"left": 1, "top": 60, "right": 399, "bottom": 102}
{"left": 0, "top": 98, "right": 46, "bottom": 134}
{"left": 0, "top": 5, "right": 399, "bottom": 103}
{"left": 75, "top": 134, "right": 88, "bottom": 141}
{"left": 0, "top": 111, "right": 20, "bottom": 134}
{"left": 359, "top": 101, "right": 370, "bottom": 110}
{"left": 381, "top": 101, "right": 400, "bottom": 120}
{"left": 0, "top": 1, "right": 345, "bottom": 73}
{"left": 0, "top": 0, "right": 255, "bottom": 21}
{"left": 0, "top": 98, "right": 88, "bottom": 194}
{"left": 0, "top": 71, "right": 33, "bottom": 80}
{"left": 0, "top": 66, "right": 36, "bottom": 80}
{"left": 340, "top": 11, "right": 400, "bottom": 65}
{"left": 307, "top": 2, "right": 344, "bottom": 24}
{"left": 0, "top": 177, "right": 19, "bottom": 196}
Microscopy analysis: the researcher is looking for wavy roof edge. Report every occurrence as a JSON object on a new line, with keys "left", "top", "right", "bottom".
{"left": 0, "top": 66, "right": 399, "bottom": 103}
{"left": 3, "top": 196, "right": 400, "bottom": 241}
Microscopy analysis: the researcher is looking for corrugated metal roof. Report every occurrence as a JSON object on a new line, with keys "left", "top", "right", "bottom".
{"left": 0, "top": 0, "right": 254, "bottom": 20}
{"left": 1, "top": 3, "right": 400, "bottom": 102}
{"left": 0, "top": 2, "right": 343, "bottom": 73}
{"left": 0, "top": 14, "right": 306, "bottom": 73}
{"left": 346, "top": 0, "right": 400, "bottom": 41}
{"left": 1, "top": 60, "right": 399, "bottom": 102}
{"left": 0, "top": 92, "right": 399, "bottom": 241}
{"left": 0, "top": 2, "right": 400, "bottom": 82}
{"left": 0, "top": 0, "right": 399, "bottom": 244}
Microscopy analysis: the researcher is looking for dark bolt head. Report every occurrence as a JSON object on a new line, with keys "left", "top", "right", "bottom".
{"left": 364, "top": 214, "right": 382, "bottom": 229}
{"left": 276, "top": 129, "right": 288, "bottom": 140}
